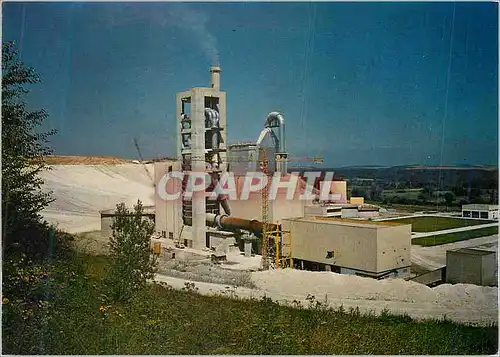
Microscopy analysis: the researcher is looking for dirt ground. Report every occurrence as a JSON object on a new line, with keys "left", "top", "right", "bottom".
{"left": 43, "top": 155, "right": 132, "bottom": 165}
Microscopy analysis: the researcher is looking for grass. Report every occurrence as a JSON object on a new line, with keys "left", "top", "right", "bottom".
{"left": 2, "top": 253, "right": 498, "bottom": 355}
{"left": 389, "top": 216, "right": 492, "bottom": 232}
{"left": 366, "top": 201, "right": 459, "bottom": 213}
{"left": 412, "top": 226, "right": 499, "bottom": 247}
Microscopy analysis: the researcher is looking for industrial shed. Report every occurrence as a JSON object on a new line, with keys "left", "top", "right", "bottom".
{"left": 101, "top": 205, "right": 155, "bottom": 238}
{"left": 462, "top": 204, "right": 498, "bottom": 220}
{"left": 446, "top": 248, "right": 497, "bottom": 286}
{"left": 282, "top": 217, "right": 411, "bottom": 278}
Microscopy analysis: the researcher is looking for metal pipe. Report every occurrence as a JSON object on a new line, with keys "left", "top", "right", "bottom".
{"left": 220, "top": 198, "right": 231, "bottom": 215}
{"left": 264, "top": 112, "right": 286, "bottom": 174}
{"left": 264, "top": 112, "right": 286, "bottom": 155}
{"left": 206, "top": 213, "right": 277, "bottom": 236}
{"left": 256, "top": 127, "right": 279, "bottom": 172}
{"left": 256, "top": 127, "right": 279, "bottom": 153}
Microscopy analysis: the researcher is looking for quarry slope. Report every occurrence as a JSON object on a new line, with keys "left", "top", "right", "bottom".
{"left": 40, "top": 164, "right": 155, "bottom": 233}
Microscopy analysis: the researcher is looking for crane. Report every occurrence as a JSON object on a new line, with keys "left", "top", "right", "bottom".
{"left": 277, "top": 156, "right": 324, "bottom": 164}
{"left": 258, "top": 147, "right": 324, "bottom": 270}
{"left": 259, "top": 146, "right": 271, "bottom": 270}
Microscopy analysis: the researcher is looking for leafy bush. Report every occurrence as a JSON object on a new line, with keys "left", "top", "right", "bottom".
{"left": 105, "top": 200, "right": 157, "bottom": 302}
{"left": 2, "top": 41, "right": 58, "bottom": 258}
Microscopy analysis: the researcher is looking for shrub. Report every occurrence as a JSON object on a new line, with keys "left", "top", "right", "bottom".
{"left": 105, "top": 200, "right": 157, "bottom": 302}
{"left": 2, "top": 41, "right": 58, "bottom": 258}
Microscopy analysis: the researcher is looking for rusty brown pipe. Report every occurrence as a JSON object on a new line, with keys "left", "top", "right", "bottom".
{"left": 206, "top": 213, "right": 277, "bottom": 236}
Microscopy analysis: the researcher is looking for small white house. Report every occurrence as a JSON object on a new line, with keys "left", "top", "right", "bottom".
{"left": 462, "top": 204, "right": 499, "bottom": 220}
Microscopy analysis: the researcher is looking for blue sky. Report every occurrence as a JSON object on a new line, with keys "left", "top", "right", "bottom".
{"left": 3, "top": 1, "right": 498, "bottom": 166}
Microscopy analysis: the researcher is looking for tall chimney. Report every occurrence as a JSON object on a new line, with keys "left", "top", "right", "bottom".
{"left": 210, "top": 66, "right": 221, "bottom": 90}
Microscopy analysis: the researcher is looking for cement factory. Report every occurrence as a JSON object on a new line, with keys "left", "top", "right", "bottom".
{"left": 148, "top": 66, "right": 412, "bottom": 279}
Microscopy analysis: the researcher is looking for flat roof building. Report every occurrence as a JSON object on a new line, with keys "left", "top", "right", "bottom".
{"left": 462, "top": 204, "right": 498, "bottom": 220}
{"left": 446, "top": 248, "right": 497, "bottom": 286}
{"left": 282, "top": 217, "right": 411, "bottom": 279}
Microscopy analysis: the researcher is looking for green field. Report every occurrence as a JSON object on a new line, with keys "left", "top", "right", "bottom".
{"left": 365, "top": 201, "right": 458, "bottom": 213}
{"left": 389, "top": 216, "right": 492, "bottom": 232}
{"left": 412, "top": 226, "right": 499, "bottom": 247}
{"left": 381, "top": 189, "right": 424, "bottom": 200}
{"left": 3, "top": 254, "right": 498, "bottom": 355}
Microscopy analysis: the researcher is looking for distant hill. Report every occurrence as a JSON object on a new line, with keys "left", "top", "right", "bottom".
{"left": 337, "top": 165, "right": 392, "bottom": 169}
{"left": 318, "top": 165, "right": 498, "bottom": 190}
{"left": 42, "top": 155, "right": 178, "bottom": 165}
{"left": 404, "top": 165, "right": 498, "bottom": 171}
{"left": 43, "top": 155, "right": 132, "bottom": 165}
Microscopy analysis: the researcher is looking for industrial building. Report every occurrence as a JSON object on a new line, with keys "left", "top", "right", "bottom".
{"left": 462, "top": 204, "right": 499, "bottom": 220}
{"left": 304, "top": 203, "right": 380, "bottom": 219}
{"left": 445, "top": 248, "right": 497, "bottom": 286}
{"left": 154, "top": 160, "right": 182, "bottom": 239}
{"left": 175, "top": 66, "right": 228, "bottom": 250}
{"left": 150, "top": 65, "right": 411, "bottom": 278}
{"left": 282, "top": 217, "right": 411, "bottom": 278}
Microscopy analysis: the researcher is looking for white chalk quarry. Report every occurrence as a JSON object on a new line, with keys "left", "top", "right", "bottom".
{"left": 40, "top": 164, "right": 154, "bottom": 233}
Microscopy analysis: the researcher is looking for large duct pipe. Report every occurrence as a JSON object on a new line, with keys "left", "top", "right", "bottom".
{"left": 206, "top": 213, "right": 278, "bottom": 236}
{"left": 210, "top": 66, "right": 221, "bottom": 90}
{"left": 264, "top": 112, "right": 285, "bottom": 155}
{"left": 264, "top": 112, "right": 286, "bottom": 174}
{"left": 256, "top": 127, "right": 279, "bottom": 153}
{"left": 256, "top": 127, "right": 280, "bottom": 172}
{"left": 219, "top": 198, "right": 231, "bottom": 216}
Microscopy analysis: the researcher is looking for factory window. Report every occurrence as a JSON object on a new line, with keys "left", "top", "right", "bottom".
{"left": 480, "top": 212, "right": 488, "bottom": 219}
{"left": 326, "top": 251, "right": 334, "bottom": 259}
{"left": 463, "top": 211, "right": 471, "bottom": 217}
{"left": 471, "top": 211, "right": 480, "bottom": 218}
{"left": 327, "top": 208, "right": 341, "bottom": 213}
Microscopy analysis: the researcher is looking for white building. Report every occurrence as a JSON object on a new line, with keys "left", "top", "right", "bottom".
{"left": 282, "top": 217, "right": 411, "bottom": 278}
{"left": 462, "top": 204, "right": 499, "bottom": 220}
{"left": 304, "top": 203, "right": 380, "bottom": 219}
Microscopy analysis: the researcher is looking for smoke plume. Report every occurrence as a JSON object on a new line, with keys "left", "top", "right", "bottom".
{"left": 168, "top": 5, "right": 220, "bottom": 65}
{"left": 93, "top": 3, "right": 220, "bottom": 65}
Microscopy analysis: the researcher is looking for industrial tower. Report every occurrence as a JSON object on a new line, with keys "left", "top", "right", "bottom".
{"left": 175, "top": 66, "right": 228, "bottom": 249}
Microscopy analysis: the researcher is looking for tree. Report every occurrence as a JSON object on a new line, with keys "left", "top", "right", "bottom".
{"left": 444, "top": 192, "right": 455, "bottom": 206}
{"left": 350, "top": 188, "right": 361, "bottom": 197}
{"left": 106, "top": 200, "right": 157, "bottom": 302}
{"left": 422, "top": 185, "right": 434, "bottom": 199}
{"left": 2, "top": 41, "right": 57, "bottom": 256}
